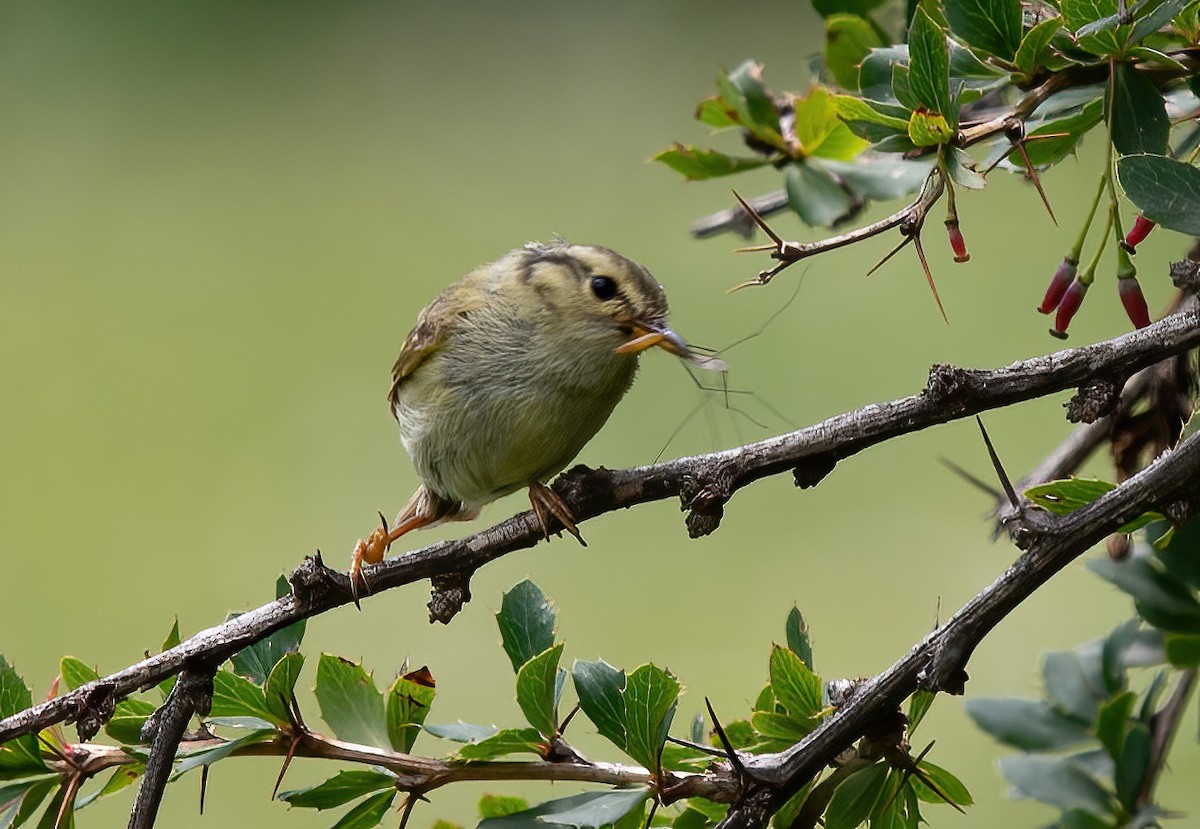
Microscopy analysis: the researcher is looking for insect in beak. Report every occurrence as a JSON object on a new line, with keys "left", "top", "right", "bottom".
{"left": 615, "top": 323, "right": 728, "bottom": 372}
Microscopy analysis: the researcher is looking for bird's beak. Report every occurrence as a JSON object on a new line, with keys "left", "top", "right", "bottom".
{"left": 615, "top": 322, "right": 728, "bottom": 372}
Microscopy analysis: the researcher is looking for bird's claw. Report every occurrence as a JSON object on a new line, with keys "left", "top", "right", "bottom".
{"left": 349, "top": 516, "right": 392, "bottom": 610}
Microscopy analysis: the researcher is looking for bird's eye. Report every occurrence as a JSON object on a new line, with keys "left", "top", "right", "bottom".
{"left": 590, "top": 276, "right": 618, "bottom": 300}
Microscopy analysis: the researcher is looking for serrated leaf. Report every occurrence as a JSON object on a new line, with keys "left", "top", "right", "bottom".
{"left": 824, "top": 762, "right": 888, "bottom": 829}
{"left": 1118, "top": 153, "right": 1200, "bottom": 235}
{"left": 279, "top": 770, "right": 396, "bottom": 809}
{"left": 998, "top": 755, "right": 1115, "bottom": 815}
{"left": 1090, "top": 556, "right": 1200, "bottom": 633}
{"left": 1025, "top": 478, "right": 1162, "bottom": 533}
{"left": 785, "top": 608, "right": 814, "bottom": 669}
{"left": 833, "top": 95, "right": 910, "bottom": 131}
{"left": 965, "top": 698, "right": 1092, "bottom": 749}
{"left": 263, "top": 652, "right": 304, "bottom": 726}
{"left": 1008, "top": 97, "right": 1104, "bottom": 168}
{"left": 331, "top": 789, "right": 395, "bottom": 829}
{"left": 423, "top": 722, "right": 499, "bottom": 743}
{"left": 173, "top": 728, "right": 275, "bottom": 777}
{"left": 908, "top": 8, "right": 953, "bottom": 121}
{"left": 1063, "top": 0, "right": 1129, "bottom": 55}
{"left": 103, "top": 698, "right": 157, "bottom": 745}
{"left": 653, "top": 144, "right": 770, "bottom": 181}
{"left": 479, "top": 790, "right": 648, "bottom": 829}
{"left": 1109, "top": 62, "right": 1170, "bottom": 156}
{"left": 695, "top": 97, "right": 739, "bottom": 130}
{"left": 1015, "top": 17, "right": 1065, "bottom": 75}
{"left": 825, "top": 15, "right": 884, "bottom": 90}
{"left": 209, "top": 669, "right": 279, "bottom": 725}
{"left": 945, "top": 0, "right": 1022, "bottom": 59}
{"left": 785, "top": 164, "right": 855, "bottom": 227}
{"left": 516, "top": 644, "right": 564, "bottom": 738}
{"left": 457, "top": 727, "right": 545, "bottom": 760}
{"left": 907, "top": 109, "right": 953, "bottom": 147}
{"left": 572, "top": 660, "right": 626, "bottom": 749}
{"left": 57, "top": 658, "right": 99, "bottom": 695}
{"left": 794, "top": 87, "right": 869, "bottom": 160}
{"left": 480, "top": 795, "right": 529, "bottom": 819}
{"left": 384, "top": 665, "right": 435, "bottom": 754}
{"left": 719, "top": 61, "right": 782, "bottom": 147}
{"left": 622, "top": 665, "right": 680, "bottom": 772}
{"left": 496, "top": 580, "right": 558, "bottom": 673}
{"left": 943, "top": 145, "right": 985, "bottom": 189}
{"left": 1096, "top": 690, "right": 1136, "bottom": 759}
{"left": 820, "top": 158, "right": 933, "bottom": 200}
{"left": 1132, "top": 0, "right": 1192, "bottom": 42}
{"left": 769, "top": 646, "right": 822, "bottom": 721}
{"left": 227, "top": 580, "right": 305, "bottom": 685}
{"left": 751, "top": 710, "right": 813, "bottom": 742}
{"left": 314, "top": 654, "right": 390, "bottom": 750}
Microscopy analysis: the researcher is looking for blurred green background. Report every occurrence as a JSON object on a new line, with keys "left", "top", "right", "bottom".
{"left": 0, "top": 1, "right": 1193, "bottom": 827}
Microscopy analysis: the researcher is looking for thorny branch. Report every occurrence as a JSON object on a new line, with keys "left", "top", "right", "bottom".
{"left": 1, "top": 304, "right": 1198, "bottom": 751}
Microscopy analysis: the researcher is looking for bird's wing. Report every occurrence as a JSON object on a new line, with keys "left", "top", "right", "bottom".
{"left": 386, "top": 281, "right": 483, "bottom": 410}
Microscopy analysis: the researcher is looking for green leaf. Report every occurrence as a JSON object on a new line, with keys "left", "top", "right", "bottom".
{"left": 720, "top": 61, "right": 782, "bottom": 147}
{"left": 694, "top": 97, "right": 739, "bottom": 130}
{"left": 173, "top": 728, "right": 275, "bottom": 776}
{"left": 496, "top": 580, "right": 558, "bottom": 673}
{"left": 1042, "top": 650, "right": 1105, "bottom": 722}
{"left": 479, "top": 795, "right": 529, "bottom": 819}
{"left": 314, "top": 654, "right": 390, "bottom": 750}
{"left": 965, "top": 698, "right": 1092, "bottom": 749}
{"left": 1114, "top": 723, "right": 1152, "bottom": 811}
{"left": 943, "top": 145, "right": 985, "bottom": 189}
{"left": 907, "top": 8, "right": 953, "bottom": 122}
{"left": 58, "top": 658, "right": 99, "bottom": 693}
{"left": 1063, "top": 0, "right": 1130, "bottom": 55}
{"left": 1089, "top": 556, "right": 1200, "bottom": 633}
{"left": 34, "top": 784, "right": 74, "bottom": 829}
{"left": 907, "top": 689, "right": 936, "bottom": 733}
{"left": 209, "top": 669, "right": 279, "bottom": 725}
{"left": 157, "top": 620, "right": 181, "bottom": 698}
{"left": 0, "top": 776, "right": 55, "bottom": 827}
{"left": 479, "top": 790, "right": 648, "bottom": 829}
{"left": 785, "top": 608, "right": 814, "bottom": 669}
{"left": 652, "top": 144, "right": 770, "bottom": 181}
{"left": 331, "top": 790, "right": 395, "bottom": 829}
{"left": 944, "top": 0, "right": 1022, "bottom": 59}
{"left": 833, "top": 95, "right": 910, "bottom": 131}
{"left": 1153, "top": 516, "right": 1200, "bottom": 590}
{"left": 572, "top": 659, "right": 626, "bottom": 749}
{"left": 516, "top": 644, "right": 565, "bottom": 738}
{"left": 997, "top": 755, "right": 1115, "bottom": 816}
{"left": 907, "top": 109, "right": 953, "bottom": 147}
{"left": 622, "top": 665, "right": 680, "bottom": 772}
{"left": 824, "top": 762, "right": 888, "bottom": 829}
{"left": 228, "top": 579, "right": 305, "bottom": 685}
{"left": 1132, "top": 0, "right": 1193, "bottom": 43}
{"left": 1007, "top": 97, "right": 1104, "bottom": 168}
{"left": 1096, "top": 690, "right": 1136, "bottom": 759}
{"left": 1164, "top": 633, "right": 1200, "bottom": 665}
{"left": 751, "top": 710, "right": 813, "bottom": 742}
{"left": 103, "top": 698, "right": 158, "bottom": 745}
{"left": 457, "top": 727, "right": 545, "bottom": 760}
{"left": 1025, "top": 478, "right": 1162, "bottom": 533}
{"left": 279, "top": 770, "right": 396, "bottom": 809}
{"left": 913, "top": 760, "right": 973, "bottom": 806}
{"left": 263, "top": 652, "right": 304, "bottom": 726}
{"left": 385, "top": 665, "right": 436, "bottom": 753}
{"left": 1118, "top": 153, "right": 1200, "bottom": 235}
{"left": 423, "top": 722, "right": 499, "bottom": 743}
{"left": 769, "top": 646, "right": 822, "bottom": 721}
{"left": 825, "top": 15, "right": 884, "bottom": 90}
{"left": 1109, "top": 62, "right": 1170, "bottom": 156}
{"left": 785, "top": 164, "right": 855, "bottom": 227}
{"left": 1014, "top": 17, "right": 1066, "bottom": 75}
{"left": 820, "top": 158, "right": 933, "bottom": 200}
{"left": 794, "top": 87, "right": 869, "bottom": 160}
{"left": 75, "top": 765, "right": 142, "bottom": 810}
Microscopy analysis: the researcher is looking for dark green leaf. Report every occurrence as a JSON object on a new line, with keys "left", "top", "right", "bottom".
{"left": 386, "top": 666, "right": 436, "bottom": 754}
{"left": 722, "top": 61, "right": 782, "bottom": 146}
{"left": 943, "top": 145, "right": 985, "bottom": 189}
{"left": 826, "top": 15, "right": 884, "bottom": 90}
{"left": 58, "top": 658, "right": 99, "bottom": 693}
{"left": 907, "top": 690, "right": 936, "bottom": 733}
{"left": 1059, "top": 809, "right": 1114, "bottom": 829}
{"left": 824, "top": 762, "right": 888, "bottom": 829}
{"left": 331, "top": 790, "right": 395, "bottom": 829}
{"left": 622, "top": 665, "right": 680, "bottom": 772}
{"left": 496, "top": 580, "right": 558, "bottom": 673}
{"left": 479, "top": 790, "right": 648, "bottom": 829}
{"left": 785, "top": 608, "right": 814, "bottom": 669}
{"left": 1114, "top": 722, "right": 1151, "bottom": 810}
{"left": 75, "top": 765, "right": 142, "bottom": 810}
{"left": 1025, "top": 478, "right": 1162, "bottom": 533}
{"left": 1132, "top": 0, "right": 1192, "bottom": 42}
{"left": 965, "top": 698, "right": 1092, "bottom": 749}
{"left": 0, "top": 658, "right": 32, "bottom": 724}
{"left": 820, "top": 158, "right": 933, "bottom": 200}
{"left": 157, "top": 620, "right": 181, "bottom": 698}
{"left": 457, "top": 727, "right": 545, "bottom": 760}
{"left": 659, "top": 743, "right": 709, "bottom": 773}
{"left": 1096, "top": 690, "right": 1136, "bottom": 759}
{"left": 227, "top": 580, "right": 305, "bottom": 685}
{"left": 1042, "top": 649, "right": 1105, "bottom": 722}
{"left": 263, "top": 652, "right": 304, "bottom": 726}
{"left": 1015, "top": 17, "right": 1066, "bottom": 75}
{"left": 1118, "top": 153, "right": 1200, "bottom": 235}
{"left": 423, "top": 722, "right": 499, "bottom": 743}
{"left": 1063, "top": 0, "right": 1129, "bottom": 55}
{"left": 314, "top": 654, "right": 390, "bottom": 749}
{"left": 1165, "top": 633, "right": 1200, "bottom": 665}
{"left": 769, "top": 646, "right": 823, "bottom": 721}
{"left": 103, "top": 698, "right": 157, "bottom": 745}
{"left": 1109, "top": 62, "right": 1170, "bottom": 156}
{"left": 1154, "top": 515, "right": 1200, "bottom": 589}
{"left": 907, "top": 8, "right": 953, "bottom": 121}
{"left": 785, "top": 164, "right": 854, "bottom": 227}
{"left": 751, "top": 710, "right": 813, "bottom": 742}
{"left": 572, "top": 659, "right": 626, "bottom": 749}
{"left": 719, "top": 719, "right": 756, "bottom": 750}
{"left": 173, "top": 728, "right": 275, "bottom": 776}
{"left": 913, "top": 760, "right": 973, "bottom": 806}
{"left": 653, "top": 145, "right": 770, "bottom": 181}
{"left": 997, "top": 755, "right": 1115, "bottom": 815}
{"left": 944, "top": 0, "right": 1022, "bottom": 59}
{"left": 34, "top": 784, "right": 74, "bottom": 829}
{"left": 1101, "top": 619, "right": 1139, "bottom": 694}
{"left": 479, "top": 795, "right": 529, "bottom": 819}
{"left": 516, "top": 644, "right": 564, "bottom": 738}
{"left": 859, "top": 45, "right": 909, "bottom": 102}
{"left": 1089, "top": 556, "right": 1200, "bottom": 633}
{"left": 209, "top": 669, "right": 279, "bottom": 725}
{"left": 0, "top": 776, "right": 55, "bottom": 828}
{"left": 279, "top": 770, "right": 396, "bottom": 809}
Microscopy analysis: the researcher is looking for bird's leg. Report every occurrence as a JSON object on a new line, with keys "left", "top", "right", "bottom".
{"left": 349, "top": 499, "right": 438, "bottom": 609}
{"left": 528, "top": 482, "right": 587, "bottom": 547}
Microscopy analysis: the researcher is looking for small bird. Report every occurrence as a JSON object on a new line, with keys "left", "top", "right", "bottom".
{"left": 350, "top": 240, "right": 726, "bottom": 602}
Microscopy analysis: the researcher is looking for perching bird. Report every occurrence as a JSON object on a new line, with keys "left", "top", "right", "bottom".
{"left": 350, "top": 240, "right": 726, "bottom": 601}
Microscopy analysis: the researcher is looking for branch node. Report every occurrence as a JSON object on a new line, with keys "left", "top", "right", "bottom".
{"left": 917, "top": 644, "right": 971, "bottom": 695}
{"left": 1169, "top": 257, "right": 1200, "bottom": 292}
{"left": 73, "top": 683, "right": 117, "bottom": 742}
{"left": 793, "top": 453, "right": 837, "bottom": 489}
{"left": 289, "top": 551, "right": 344, "bottom": 605}
{"left": 924, "top": 364, "right": 978, "bottom": 404}
{"left": 1065, "top": 375, "right": 1121, "bottom": 423}
{"left": 427, "top": 571, "right": 474, "bottom": 625}
{"left": 681, "top": 475, "right": 731, "bottom": 538}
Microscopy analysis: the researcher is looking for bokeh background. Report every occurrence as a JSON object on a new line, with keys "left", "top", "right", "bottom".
{"left": 0, "top": 1, "right": 1193, "bottom": 827}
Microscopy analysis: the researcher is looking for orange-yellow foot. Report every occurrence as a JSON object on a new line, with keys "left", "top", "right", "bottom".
{"left": 528, "top": 481, "right": 586, "bottom": 547}
{"left": 349, "top": 513, "right": 391, "bottom": 610}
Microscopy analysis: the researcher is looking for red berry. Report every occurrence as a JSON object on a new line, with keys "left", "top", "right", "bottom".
{"left": 1050, "top": 278, "right": 1088, "bottom": 339}
{"left": 946, "top": 222, "right": 969, "bottom": 263}
{"left": 1118, "top": 277, "right": 1151, "bottom": 329}
{"left": 1121, "top": 214, "right": 1156, "bottom": 254}
{"left": 1038, "top": 258, "right": 1077, "bottom": 314}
